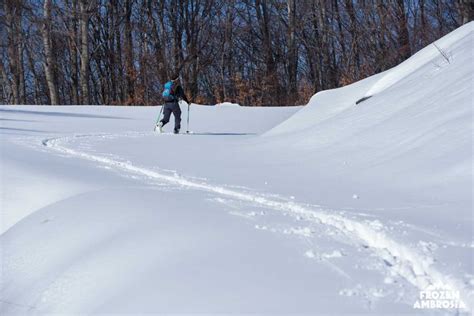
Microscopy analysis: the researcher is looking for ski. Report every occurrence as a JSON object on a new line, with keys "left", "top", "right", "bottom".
{"left": 154, "top": 131, "right": 194, "bottom": 135}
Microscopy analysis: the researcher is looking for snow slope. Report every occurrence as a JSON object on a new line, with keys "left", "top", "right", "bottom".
{"left": 264, "top": 22, "right": 473, "bottom": 204}
{"left": 1, "top": 23, "right": 473, "bottom": 315}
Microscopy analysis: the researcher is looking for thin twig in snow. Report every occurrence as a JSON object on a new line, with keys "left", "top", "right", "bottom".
{"left": 433, "top": 43, "right": 451, "bottom": 64}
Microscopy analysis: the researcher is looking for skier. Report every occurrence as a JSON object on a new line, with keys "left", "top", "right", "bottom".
{"left": 157, "top": 73, "right": 190, "bottom": 134}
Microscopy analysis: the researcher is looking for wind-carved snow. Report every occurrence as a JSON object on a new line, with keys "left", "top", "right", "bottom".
{"left": 43, "top": 134, "right": 472, "bottom": 312}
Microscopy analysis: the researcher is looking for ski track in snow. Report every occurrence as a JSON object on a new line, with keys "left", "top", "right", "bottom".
{"left": 41, "top": 132, "right": 472, "bottom": 312}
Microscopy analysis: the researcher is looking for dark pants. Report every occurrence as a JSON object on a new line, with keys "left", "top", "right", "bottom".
{"left": 160, "top": 102, "right": 181, "bottom": 131}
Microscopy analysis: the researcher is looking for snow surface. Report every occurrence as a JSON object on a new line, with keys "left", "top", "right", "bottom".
{"left": 215, "top": 102, "right": 241, "bottom": 107}
{"left": 1, "top": 23, "right": 473, "bottom": 314}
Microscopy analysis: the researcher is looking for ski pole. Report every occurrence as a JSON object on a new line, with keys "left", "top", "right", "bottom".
{"left": 154, "top": 104, "right": 164, "bottom": 131}
{"left": 186, "top": 102, "right": 190, "bottom": 133}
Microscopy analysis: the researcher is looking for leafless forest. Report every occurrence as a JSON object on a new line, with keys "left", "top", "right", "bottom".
{"left": 1, "top": 1, "right": 473, "bottom": 106}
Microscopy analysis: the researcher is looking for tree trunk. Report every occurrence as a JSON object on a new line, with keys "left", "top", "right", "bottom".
{"left": 79, "top": 0, "right": 90, "bottom": 105}
{"left": 287, "top": 0, "right": 298, "bottom": 104}
{"left": 397, "top": 0, "right": 412, "bottom": 61}
{"left": 5, "top": 0, "right": 22, "bottom": 104}
{"left": 70, "top": 0, "right": 80, "bottom": 105}
{"left": 124, "top": 0, "right": 135, "bottom": 103}
{"left": 0, "top": 59, "right": 8, "bottom": 104}
{"left": 25, "top": 47, "right": 40, "bottom": 104}
{"left": 419, "top": 0, "right": 428, "bottom": 44}
{"left": 345, "top": 0, "right": 359, "bottom": 73}
{"left": 256, "top": 0, "right": 278, "bottom": 105}
{"left": 316, "top": 0, "right": 330, "bottom": 90}
{"left": 42, "top": 0, "right": 59, "bottom": 105}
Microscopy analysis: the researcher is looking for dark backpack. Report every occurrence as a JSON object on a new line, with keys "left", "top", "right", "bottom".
{"left": 162, "top": 81, "right": 176, "bottom": 102}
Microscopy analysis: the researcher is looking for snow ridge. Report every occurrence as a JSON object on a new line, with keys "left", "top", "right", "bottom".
{"left": 365, "top": 22, "right": 473, "bottom": 97}
{"left": 43, "top": 133, "right": 472, "bottom": 312}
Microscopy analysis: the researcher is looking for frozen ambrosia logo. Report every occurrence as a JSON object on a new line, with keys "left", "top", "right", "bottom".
{"left": 413, "top": 285, "right": 466, "bottom": 309}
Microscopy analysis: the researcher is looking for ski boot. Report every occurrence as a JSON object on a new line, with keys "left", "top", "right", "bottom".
{"left": 155, "top": 122, "right": 163, "bottom": 133}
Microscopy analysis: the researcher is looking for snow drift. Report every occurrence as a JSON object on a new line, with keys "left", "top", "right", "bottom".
{"left": 264, "top": 22, "right": 473, "bottom": 202}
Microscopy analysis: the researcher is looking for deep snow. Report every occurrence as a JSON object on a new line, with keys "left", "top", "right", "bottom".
{"left": 0, "top": 23, "right": 473, "bottom": 315}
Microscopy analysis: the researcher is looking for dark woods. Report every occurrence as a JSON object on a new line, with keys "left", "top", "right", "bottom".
{"left": 1, "top": 1, "right": 472, "bottom": 106}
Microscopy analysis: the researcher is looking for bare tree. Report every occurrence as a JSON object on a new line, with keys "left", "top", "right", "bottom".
{"left": 79, "top": 0, "right": 91, "bottom": 104}
{"left": 124, "top": 0, "right": 135, "bottom": 104}
{"left": 287, "top": 0, "right": 298, "bottom": 104}
{"left": 42, "top": 0, "right": 59, "bottom": 105}
{"left": 4, "top": 0, "right": 23, "bottom": 104}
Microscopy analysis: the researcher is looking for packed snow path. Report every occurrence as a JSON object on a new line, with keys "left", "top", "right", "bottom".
{"left": 42, "top": 132, "right": 472, "bottom": 312}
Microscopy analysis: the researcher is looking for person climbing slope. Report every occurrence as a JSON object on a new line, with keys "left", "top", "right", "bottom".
{"left": 156, "top": 73, "right": 190, "bottom": 134}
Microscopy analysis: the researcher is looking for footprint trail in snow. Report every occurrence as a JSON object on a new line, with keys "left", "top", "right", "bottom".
{"left": 42, "top": 132, "right": 472, "bottom": 313}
